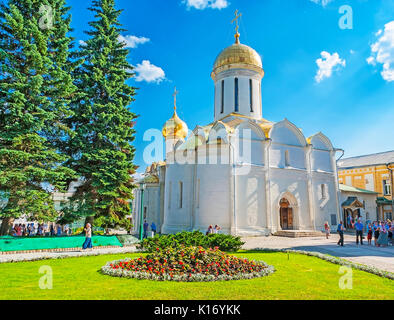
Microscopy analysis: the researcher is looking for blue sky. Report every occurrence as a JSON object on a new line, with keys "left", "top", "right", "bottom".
{"left": 66, "top": 0, "right": 394, "bottom": 173}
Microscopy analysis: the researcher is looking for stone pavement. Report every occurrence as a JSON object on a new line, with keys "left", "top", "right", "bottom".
{"left": 0, "top": 245, "right": 139, "bottom": 263}
{"left": 241, "top": 234, "right": 394, "bottom": 273}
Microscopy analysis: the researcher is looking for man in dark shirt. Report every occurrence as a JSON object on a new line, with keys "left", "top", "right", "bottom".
{"left": 337, "top": 221, "right": 345, "bottom": 246}
{"left": 355, "top": 219, "right": 364, "bottom": 245}
{"left": 143, "top": 220, "right": 149, "bottom": 239}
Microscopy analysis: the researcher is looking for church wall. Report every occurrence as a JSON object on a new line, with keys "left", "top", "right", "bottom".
{"left": 235, "top": 167, "right": 267, "bottom": 232}
{"left": 143, "top": 185, "right": 161, "bottom": 230}
{"left": 311, "top": 149, "right": 333, "bottom": 172}
{"left": 268, "top": 168, "right": 312, "bottom": 231}
{"left": 311, "top": 172, "right": 339, "bottom": 230}
{"left": 162, "top": 162, "right": 194, "bottom": 233}
{"left": 194, "top": 163, "right": 231, "bottom": 232}
{"left": 269, "top": 144, "right": 306, "bottom": 170}
{"left": 194, "top": 146, "right": 232, "bottom": 232}
{"left": 235, "top": 138, "right": 265, "bottom": 166}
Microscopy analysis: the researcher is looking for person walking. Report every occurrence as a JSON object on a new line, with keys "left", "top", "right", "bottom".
{"left": 206, "top": 225, "right": 213, "bottom": 235}
{"left": 374, "top": 226, "right": 380, "bottom": 247}
{"left": 355, "top": 219, "right": 364, "bottom": 245}
{"left": 337, "top": 221, "right": 345, "bottom": 246}
{"left": 143, "top": 220, "right": 149, "bottom": 239}
{"left": 367, "top": 223, "right": 373, "bottom": 245}
{"left": 150, "top": 222, "right": 157, "bottom": 236}
{"left": 324, "top": 221, "right": 330, "bottom": 239}
{"left": 56, "top": 224, "right": 62, "bottom": 236}
{"left": 82, "top": 223, "right": 93, "bottom": 250}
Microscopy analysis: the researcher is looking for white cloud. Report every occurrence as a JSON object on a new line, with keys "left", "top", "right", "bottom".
{"left": 315, "top": 51, "right": 346, "bottom": 83}
{"left": 182, "top": 0, "right": 229, "bottom": 10}
{"left": 118, "top": 35, "right": 150, "bottom": 49}
{"left": 79, "top": 40, "right": 86, "bottom": 46}
{"left": 366, "top": 56, "right": 376, "bottom": 66}
{"left": 367, "top": 21, "right": 394, "bottom": 82}
{"left": 134, "top": 60, "right": 165, "bottom": 83}
{"left": 309, "top": 0, "right": 334, "bottom": 7}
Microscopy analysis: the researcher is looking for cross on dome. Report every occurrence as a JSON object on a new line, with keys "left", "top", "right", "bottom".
{"left": 231, "top": 9, "right": 242, "bottom": 44}
{"left": 173, "top": 86, "right": 179, "bottom": 111}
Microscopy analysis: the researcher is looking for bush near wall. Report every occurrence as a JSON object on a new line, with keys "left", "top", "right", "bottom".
{"left": 138, "top": 231, "right": 245, "bottom": 252}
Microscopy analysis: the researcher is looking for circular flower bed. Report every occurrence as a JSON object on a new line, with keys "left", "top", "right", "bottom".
{"left": 101, "top": 246, "right": 275, "bottom": 282}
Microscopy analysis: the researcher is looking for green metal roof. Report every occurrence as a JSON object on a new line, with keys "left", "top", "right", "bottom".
{"left": 339, "top": 184, "right": 379, "bottom": 195}
{"left": 377, "top": 197, "right": 392, "bottom": 205}
{"left": 341, "top": 196, "right": 364, "bottom": 208}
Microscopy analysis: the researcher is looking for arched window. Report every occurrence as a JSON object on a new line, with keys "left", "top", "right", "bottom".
{"left": 285, "top": 150, "right": 290, "bottom": 167}
{"left": 321, "top": 184, "right": 326, "bottom": 200}
{"left": 179, "top": 181, "right": 183, "bottom": 209}
{"left": 168, "top": 182, "right": 172, "bottom": 209}
{"left": 196, "top": 179, "right": 200, "bottom": 209}
{"left": 234, "top": 78, "right": 239, "bottom": 112}
{"left": 221, "top": 80, "right": 224, "bottom": 114}
{"left": 249, "top": 79, "right": 253, "bottom": 112}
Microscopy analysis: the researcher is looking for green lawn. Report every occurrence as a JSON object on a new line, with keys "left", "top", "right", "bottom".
{"left": 0, "top": 251, "right": 393, "bottom": 300}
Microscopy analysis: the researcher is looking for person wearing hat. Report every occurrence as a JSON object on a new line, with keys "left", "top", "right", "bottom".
{"left": 82, "top": 223, "right": 93, "bottom": 250}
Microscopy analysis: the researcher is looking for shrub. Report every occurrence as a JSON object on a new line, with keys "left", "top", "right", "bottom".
{"left": 101, "top": 246, "right": 274, "bottom": 282}
{"left": 138, "top": 231, "right": 245, "bottom": 252}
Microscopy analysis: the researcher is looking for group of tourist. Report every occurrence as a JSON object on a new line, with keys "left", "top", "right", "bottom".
{"left": 334, "top": 219, "right": 393, "bottom": 247}
{"left": 142, "top": 220, "right": 157, "bottom": 239}
{"left": 366, "top": 221, "right": 393, "bottom": 247}
{"left": 11, "top": 223, "right": 72, "bottom": 237}
{"left": 206, "top": 225, "right": 221, "bottom": 235}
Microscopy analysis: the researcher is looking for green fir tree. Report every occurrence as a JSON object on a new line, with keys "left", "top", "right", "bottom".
{"left": 63, "top": 0, "right": 137, "bottom": 228}
{"left": 0, "top": 0, "right": 77, "bottom": 234}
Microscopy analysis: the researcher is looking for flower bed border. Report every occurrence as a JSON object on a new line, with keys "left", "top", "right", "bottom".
{"left": 101, "top": 258, "right": 275, "bottom": 282}
{"left": 253, "top": 248, "right": 394, "bottom": 281}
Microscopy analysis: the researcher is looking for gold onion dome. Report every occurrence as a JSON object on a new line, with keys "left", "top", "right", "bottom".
{"left": 162, "top": 110, "right": 188, "bottom": 140}
{"left": 162, "top": 87, "right": 188, "bottom": 140}
{"left": 214, "top": 41, "right": 262, "bottom": 68}
{"left": 212, "top": 11, "right": 263, "bottom": 79}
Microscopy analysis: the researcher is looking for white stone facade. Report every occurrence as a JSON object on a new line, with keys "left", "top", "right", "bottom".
{"left": 137, "top": 38, "right": 342, "bottom": 237}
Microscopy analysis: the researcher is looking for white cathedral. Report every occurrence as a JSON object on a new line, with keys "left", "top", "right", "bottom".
{"left": 133, "top": 26, "right": 342, "bottom": 237}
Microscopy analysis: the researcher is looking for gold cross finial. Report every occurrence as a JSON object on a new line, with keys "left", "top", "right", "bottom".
{"left": 173, "top": 86, "right": 179, "bottom": 111}
{"left": 231, "top": 9, "right": 242, "bottom": 44}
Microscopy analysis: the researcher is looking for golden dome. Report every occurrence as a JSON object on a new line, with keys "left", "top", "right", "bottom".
{"left": 162, "top": 110, "right": 188, "bottom": 140}
{"left": 212, "top": 40, "right": 263, "bottom": 78}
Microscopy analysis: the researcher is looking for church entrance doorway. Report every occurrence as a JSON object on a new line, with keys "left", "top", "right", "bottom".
{"left": 280, "top": 198, "right": 293, "bottom": 230}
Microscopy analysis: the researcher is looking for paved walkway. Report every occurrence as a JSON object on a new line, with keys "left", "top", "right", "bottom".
{"left": 242, "top": 235, "right": 394, "bottom": 273}
{"left": 0, "top": 246, "right": 139, "bottom": 263}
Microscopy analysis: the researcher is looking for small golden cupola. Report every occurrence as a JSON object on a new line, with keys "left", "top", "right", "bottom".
{"left": 162, "top": 87, "right": 188, "bottom": 140}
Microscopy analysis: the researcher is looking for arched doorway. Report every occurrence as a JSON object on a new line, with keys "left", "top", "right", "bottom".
{"left": 280, "top": 198, "right": 294, "bottom": 230}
